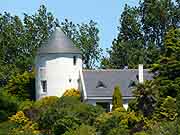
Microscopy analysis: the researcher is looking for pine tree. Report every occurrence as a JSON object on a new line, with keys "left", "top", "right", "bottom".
{"left": 112, "top": 85, "right": 123, "bottom": 111}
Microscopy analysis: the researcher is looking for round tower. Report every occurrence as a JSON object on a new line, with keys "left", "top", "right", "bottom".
{"left": 35, "top": 27, "right": 82, "bottom": 99}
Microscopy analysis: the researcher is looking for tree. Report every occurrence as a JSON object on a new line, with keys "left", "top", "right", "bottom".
{"left": 4, "top": 70, "right": 35, "bottom": 100}
{"left": 151, "top": 28, "right": 180, "bottom": 98}
{"left": 102, "top": 0, "right": 179, "bottom": 69}
{"left": 112, "top": 86, "right": 123, "bottom": 111}
{"left": 130, "top": 81, "right": 156, "bottom": 117}
{"left": 0, "top": 5, "right": 59, "bottom": 86}
{"left": 61, "top": 19, "right": 102, "bottom": 69}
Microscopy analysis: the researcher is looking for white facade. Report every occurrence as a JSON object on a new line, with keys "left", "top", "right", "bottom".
{"left": 35, "top": 27, "right": 146, "bottom": 112}
{"left": 35, "top": 53, "right": 82, "bottom": 99}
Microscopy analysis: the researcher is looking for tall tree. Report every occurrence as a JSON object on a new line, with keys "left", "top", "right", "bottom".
{"left": 102, "top": 0, "right": 179, "bottom": 69}
{"left": 61, "top": 19, "right": 102, "bottom": 69}
{"left": 0, "top": 5, "right": 59, "bottom": 85}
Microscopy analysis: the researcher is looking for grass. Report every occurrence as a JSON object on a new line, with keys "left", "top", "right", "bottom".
{"left": 0, "top": 121, "right": 13, "bottom": 135}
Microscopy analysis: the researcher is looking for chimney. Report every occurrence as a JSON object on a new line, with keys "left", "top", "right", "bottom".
{"left": 138, "top": 64, "right": 143, "bottom": 83}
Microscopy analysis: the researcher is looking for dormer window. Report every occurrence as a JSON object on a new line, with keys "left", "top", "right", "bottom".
{"left": 96, "top": 80, "right": 107, "bottom": 88}
{"left": 128, "top": 80, "right": 136, "bottom": 88}
{"left": 73, "top": 56, "right": 77, "bottom": 65}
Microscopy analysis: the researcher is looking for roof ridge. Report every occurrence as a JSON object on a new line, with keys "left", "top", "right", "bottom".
{"left": 82, "top": 69, "right": 150, "bottom": 72}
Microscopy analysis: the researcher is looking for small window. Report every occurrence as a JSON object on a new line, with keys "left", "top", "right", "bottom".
{"left": 96, "top": 80, "right": 107, "bottom": 88}
{"left": 69, "top": 78, "right": 72, "bottom": 83}
{"left": 73, "top": 56, "right": 77, "bottom": 65}
{"left": 41, "top": 80, "right": 47, "bottom": 92}
{"left": 128, "top": 80, "right": 136, "bottom": 88}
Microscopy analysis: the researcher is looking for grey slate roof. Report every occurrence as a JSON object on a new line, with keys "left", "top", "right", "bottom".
{"left": 83, "top": 69, "right": 153, "bottom": 98}
{"left": 37, "top": 27, "right": 81, "bottom": 54}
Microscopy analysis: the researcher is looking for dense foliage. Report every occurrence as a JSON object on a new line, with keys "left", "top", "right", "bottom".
{"left": 0, "top": 1, "right": 180, "bottom": 135}
{"left": 101, "top": 0, "right": 180, "bottom": 69}
{"left": 61, "top": 19, "right": 102, "bottom": 69}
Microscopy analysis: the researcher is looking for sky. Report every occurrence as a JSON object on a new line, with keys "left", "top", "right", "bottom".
{"left": 0, "top": 0, "right": 138, "bottom": 55}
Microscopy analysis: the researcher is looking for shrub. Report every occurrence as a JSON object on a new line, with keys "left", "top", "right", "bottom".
{"left": 9, "top": 111, "right": 40, "bottom": 135}
{"left": 155, "top": 96, "right": 177, "bottom": 120}
{"left": 95, "top": 108, "right": 144, "bottom": 135}
{"left": 18, "top": 100, "right": 34, "bottom": 111}
{"left": 4, "top": 70, "right": 35, "bottom": 100}
{"left": 134, "top": 131, "right": 149, "bottom": 135}
{"left": 63, "top": 124, "right": 96, "bottom": 135}
{"left": 37, "top": 96, "right": 104, "bottom": 134}
{"left": 107, "top": 127, "right": 129, "bottom": 135}
{"left": 63, "top": 88, "right": 80, "bottom": 97}
{"left": 52, "top": 116, "right": 80, "bottom": 135}
{"left": 34, "top": 96, "right": 59, "bottom": 109}
{"left": 112, "top": 85, "right": 123, "bottom": 111}
{"left": 0, "top": 92, "right": 18, "bottom": 122}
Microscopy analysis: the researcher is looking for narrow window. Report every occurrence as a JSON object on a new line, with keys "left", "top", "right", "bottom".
{"left": 41, "top": 80, "right": 47, "bottom": 92}
{"left": 73, "top": 56, "right": 77, "bottom": 65}
{"left": 40, "top": 67, "right": 47, "bottom": 93}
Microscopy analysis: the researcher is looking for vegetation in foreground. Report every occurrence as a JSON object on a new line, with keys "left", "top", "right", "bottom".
{"left": 0, "top": 0, "right": 180, "bottom": 134}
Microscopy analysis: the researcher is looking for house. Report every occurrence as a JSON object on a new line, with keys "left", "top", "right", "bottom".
{"left": 35, "top": 27, "right": 152, "bottom": 111}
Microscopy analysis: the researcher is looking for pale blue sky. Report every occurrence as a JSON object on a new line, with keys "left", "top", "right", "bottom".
{"left": 0, "top": 0, "right": 138, "bottom": 55}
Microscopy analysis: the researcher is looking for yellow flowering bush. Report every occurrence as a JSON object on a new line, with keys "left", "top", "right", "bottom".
{"left": 63, "top": 88, "right": 80, "bottom": 97}
{"left": 9, "top": 111, "right": 29, "bottom": 125}
{"left": 9, "top": 111, "right": 40, "bottom": 135}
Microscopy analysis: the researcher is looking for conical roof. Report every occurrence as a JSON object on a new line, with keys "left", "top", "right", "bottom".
{"left": 37, "top": 27, "right": 81, "bottom": 54}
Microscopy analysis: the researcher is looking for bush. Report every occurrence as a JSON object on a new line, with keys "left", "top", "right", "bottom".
{"left": 52, "top": 116, "right": 80, "bottom": 135}
{"left": 0, "top": 92, "right": 18, "bottom": 122}
{"left": 112, "top": 85, "right": 123, "bottom": 111}
{"left": 34, "top": 96, "right": 59, "bottom": 109}
{"left": 37, "top": 96, "right": 104, "bottom": 134}
{"left": 134, "top": 131, "right": 149, "bottom": 135}
{"left": 155, "top": 96, "right": 177, "bottom": 120}
{"left": 107, "top": 127, "right": 129, "bottom": 135}
{"left": 4, "top": 70, "right": 35, "bottom": 100}
{"left": 63, "top": 88, "right": 80, "bottom": 97}
{"left": 95, "top": 108, "right": 144, "bottom": 135}
{"left": 63, "top": 124, "right": 96, "bottom": 135}
{"left": 9, "top": 111, "right": 40, "bottom": 135}
{"left": 18, "top": 100, "right": 34, "bottom": 111}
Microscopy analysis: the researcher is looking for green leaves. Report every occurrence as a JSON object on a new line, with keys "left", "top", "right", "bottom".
{"left": 0, "top": 5, "right": 59, "bottom": 85}
{"left": 61, "top": 19, "right": 102, "bottom": 69}
{"left": 102, "top": 0, "right": 179, "bottom": 69}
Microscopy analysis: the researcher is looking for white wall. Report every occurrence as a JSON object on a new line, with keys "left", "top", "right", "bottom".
{"left": 35, "top": 53, "right": 82, "bottom": 99}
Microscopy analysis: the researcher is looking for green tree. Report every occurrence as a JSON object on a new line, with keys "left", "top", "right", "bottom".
{"left": 112, "top": 85, "right": 123, "bottom": 111}
{"left": 151, "top": 28, "right": 180, "bottom": 98}
{"left": 102, "top": 0, "right": 179, "bottom": 69}
{"left": 61, "top": 19, "right": 102, "bottom": 69}
{"left": 0, "top": 5, "right": 59, "bottom": 86}
{"left": 130, "top": 81, "right": 156, "bottom": 117}
{"left": 4, "top": 70, "right": 35, "bottom": 100}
